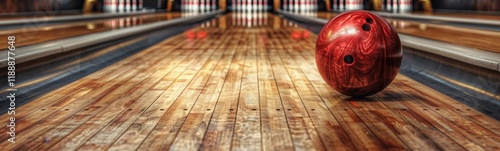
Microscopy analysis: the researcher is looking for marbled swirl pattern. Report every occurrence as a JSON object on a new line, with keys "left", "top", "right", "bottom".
{"left": 315, "top": 10, "right": 402, "bottom": 97}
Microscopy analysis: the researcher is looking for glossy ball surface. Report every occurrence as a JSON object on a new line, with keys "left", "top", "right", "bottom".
{"left": 315, "top": 10, "right": 402, "bottom": 97}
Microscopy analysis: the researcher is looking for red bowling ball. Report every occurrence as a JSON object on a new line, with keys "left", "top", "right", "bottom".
{"left": 315, "top": 10, "right": 402, "bottom": 97}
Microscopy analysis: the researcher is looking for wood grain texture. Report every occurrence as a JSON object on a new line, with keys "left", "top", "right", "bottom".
{"left": 1, "top": 13, "right": 500, "bottom": 151}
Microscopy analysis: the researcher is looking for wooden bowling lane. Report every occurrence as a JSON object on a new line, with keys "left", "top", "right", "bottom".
{"left": 0, "top": 12, "right": 182, "bottom": 50}
{"left": 1, "top": 12, "right": 500, "bottom": 150}
{"left": 315, "top": 12, "right": 500, "bottom": 53}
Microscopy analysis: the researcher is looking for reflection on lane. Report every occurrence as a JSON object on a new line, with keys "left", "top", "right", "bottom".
{"left": 181, "top": 12, "right": 314, "bottom": 46}
{"left": 312, "top": 12, "right": 500, "bottom": 53}
{"left": 0, "top": 12, "right": 186, "bottom": 50}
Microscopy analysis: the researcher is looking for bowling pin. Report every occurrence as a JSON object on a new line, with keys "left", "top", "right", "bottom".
{"left": 258, "top": 0, "right": 261, "bottom": 11}
{"left": 247, "top": 0, "right": 251, "bottom": 11}
{"left": 263, "top": 0, "right": 267, "bottom": 11}
{"left": 119, "top": 0, "right": 124, "bottom": 12}
{"left": 205, "top": 0, "right": 209, "bottom": 12}
{"left": 132, "top": 0, "right": 137, "bottom": 12}
{"left": 313, "top": 0, "right": 317, "bottom": 11}
{"left": 237, "top": 0, "right": 241, "bottom": 11}
{"left": 235, "top": 0, "right": 239, "bottom": 11}
{"left": 386, "top": 0, "right": 391, "bottom": 11}
{"left": 254, "top": 0, "right": 257, "bottom": 11}
{"left": 401, "top": 0, "right": 412, "bottom": 13}
{"left": 240, "top": 0, "right": 244, "bottom": 11}
{"left": 111, "top": 0, "right": 116, "bottom": 12}
{"left": 110, "top": 0, "right": 114, "bottom": 12}
{"left": 201, "top": 0, "right": 205, "bottom": 12}
{"left": 299, "top": 0, "right": 307, "bottom": 13}
{"left": 348, "top": 0, "right": 352, "bottom": 10}
{"left": 332, "top": 0, "right": 335, "bottom": 10}
{"left": 125, "top": 0, "right": 130, "bottom": 12}
{"left": 181, "top": 0, "right": 185, "bottom": 11}
{"left": 206, "top": 0, "right": 210, "bottom": 12}
{"left": 393, "top": 0, "right": 398, "bottom": 13}
{"left": 191, "top": 0, "right": 195, "bottom": 12}
{"left": 340, "top": 0, "right": 344, "bottom": 11}
{"left": 308, "top": 0, "right": 312, "bottom": 12}
{"left": 213, "top": 0, "right": 216, "bottom": 10}
{"left": 139, "top": 0, "right": 143, "bottom": 10}
{"left": 249, "top": 0, "right": 252, "bottom": 11}
{"left": 194, "top": 0, "right": 199, "bottom": 13}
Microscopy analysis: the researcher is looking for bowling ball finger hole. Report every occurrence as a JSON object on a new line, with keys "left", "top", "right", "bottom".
{"left": 366, "top": 18, "right": 373, "bottom": 24}
{"left": 344, "top": 55, "right": 354, "bottom": 64}
{"left": 362, "top": 24, "right": 371, "bottom": 31}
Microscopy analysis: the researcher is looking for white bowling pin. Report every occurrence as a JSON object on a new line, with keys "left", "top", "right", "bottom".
{"left": 206, "top": 0, "right": 210, "bottom": 11}
{"left": 313, "top": 0, "right": 317, "bottom": 11}
{"left": 259, "top": 0, "right": 263, "bottom": 10}
{"left": 201, "top": 0, "right": 205, "bottom": 12}
{"left": 125, "top": 0, "right": 130, "bottom": 12}
{"left": 339, "top": 0, "right": 344, "bottom": 11}
{"left": 263, "top": 0, "right": 267, "bottom": 11}
{"left": 112, "top": 0, "right": 118, "bottom": 13}
{"left": 307, "top": 0, "right": 310, "bottom": 12}
{"left": 387, "top": 0, "right": 392, "bottom": 11}
{"left": 118, "top": 0, "right": 124, "bottom": 12}
{"left": 346, "top": 0, "right": 351, "bottom": 10}
{"left": 401, "top": 0, "right": 412, "bottom": 13}
{"left": 194, "top": 0, "right": 199, "bottom": 13}
{"left": 246, "top": 0, "right": 251, "bottom": 11}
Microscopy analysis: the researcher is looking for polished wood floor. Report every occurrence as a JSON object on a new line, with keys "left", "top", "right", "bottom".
{"left": 1, "top": 13, "right": 500, "bottom": 150}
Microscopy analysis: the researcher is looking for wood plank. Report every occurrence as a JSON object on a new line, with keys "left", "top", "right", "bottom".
{"left": 169, "top": 47, "right": 233, "bottom": 150}
{"left": 0, "top": 48, "right": 164, "bottom": 149}
{"left": 106, "top": 44, "right": 214, "bottom": 150}
{"left": 281, "top": 43, "right": 376, "bottom": 151}
{"left": 16, "top": 34, "right": 190, "bottom": 150}
{"left": 258, "top": 49, "right": 294, "bottom": 150}
{"left": 271, "top": 52, "right": 321, "bottom": 150}
{"left": 281, "top": 28, "right": 357, "bottom": 150}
